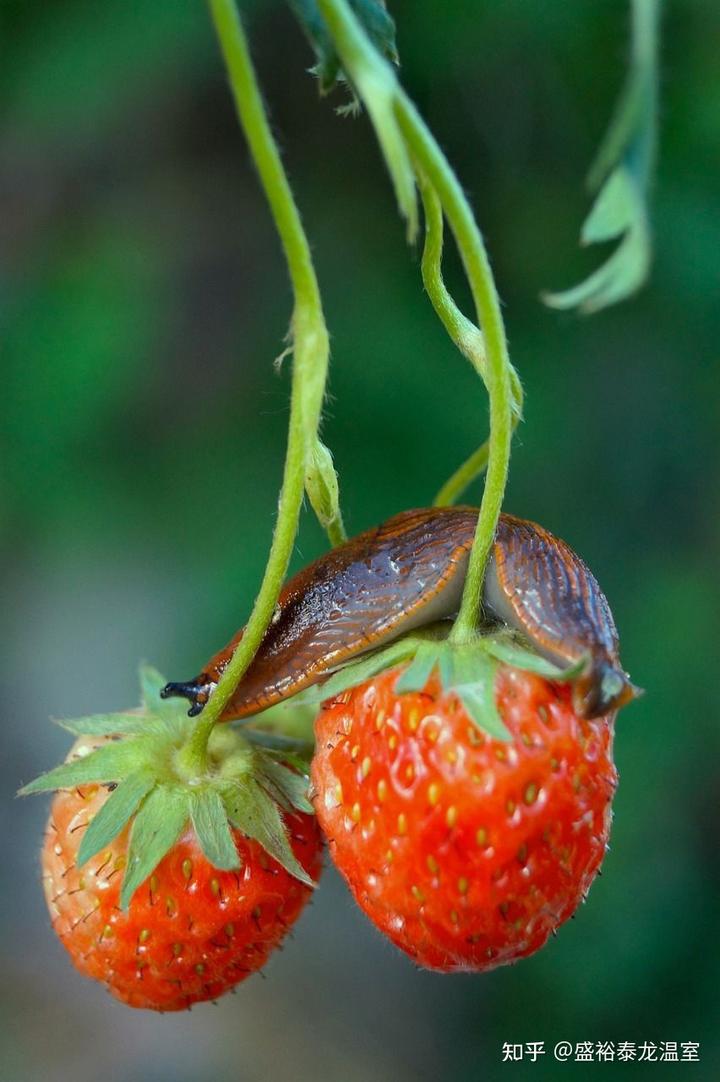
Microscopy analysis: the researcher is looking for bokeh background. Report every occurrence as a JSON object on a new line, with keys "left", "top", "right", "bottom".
{"left": 3, "top": 1, "right": 718, "bottom": 1079}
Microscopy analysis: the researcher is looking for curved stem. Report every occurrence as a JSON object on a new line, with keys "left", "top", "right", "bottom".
{"left": 434, "top": 441, "right": 491, "bottom": 507}
{"left": 394, "top": 97, "right": 513, "bottom": 642}
{"left": 417, "top": 173, "right": 522, "bottom": 508}
{"left": 417, "top": 173, "right": 487, "bottom": 378}
{"left": 318, "top": 0, "right": 515, "bottom": 643}
{"left": 190, "top": 0, "right": 340, "bottom": 758}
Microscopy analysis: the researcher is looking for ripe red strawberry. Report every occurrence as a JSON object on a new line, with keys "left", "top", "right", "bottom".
{"left": 312, "top": 662, "right": 617, "bottom": 971}
{"left": 23, "top": 667, "right": 322, "bottom": 1011}
{"left": 42, "top": 737, "right": 321, "bottom": 1011}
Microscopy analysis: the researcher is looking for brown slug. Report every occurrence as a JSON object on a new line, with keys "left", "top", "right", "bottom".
{"left": 162, "top": 507, "right": 638, "bottom": 722}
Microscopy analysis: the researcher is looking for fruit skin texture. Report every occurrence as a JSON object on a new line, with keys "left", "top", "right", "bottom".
{"left": 311, "top": 664, "right": 617, "bottom": 972}
{"left": 42, "top": 739, "right": 323, "bottom": 1011}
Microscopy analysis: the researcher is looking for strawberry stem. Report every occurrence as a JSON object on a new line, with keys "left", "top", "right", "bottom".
{"left": 194, "top": 0, "right": 345, "bottom": 738}
{"left": 317, "top": 0, "right": 517, "bottom": 643}
{"left": 414, "top": 173, "right": 523, "bottom": 507}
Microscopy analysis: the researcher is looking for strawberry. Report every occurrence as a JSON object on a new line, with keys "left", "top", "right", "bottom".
{"left": 311, "top": 661, "right": 616, "bottom": 972}
{"left": 23, "top": 668, "right": 322, "bottom": 1011}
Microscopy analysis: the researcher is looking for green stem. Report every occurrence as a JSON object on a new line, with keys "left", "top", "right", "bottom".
{"left": 417, "top": 172, "right": 487, "bottom": 381}
{"left": 416, "top": 173, "right": 522, "bottom": 507}
{"left": 319, "top": 0, "right": 515, "bottom": 642}
{"left": 186, "top": 0, "right": 338, "bottom": 767}
{"left": 434, "top": 441, "right": 491, "bottom": 507}
{"left": 401, "top": 94, "right": 512, "bottom": 641}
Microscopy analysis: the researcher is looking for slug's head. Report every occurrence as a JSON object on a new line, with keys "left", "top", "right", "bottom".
{"left": 160, "top": 674, "right": 214, "bottom": 717}
{"left": 572, "top": 658, "right": 642, "bottom": 719}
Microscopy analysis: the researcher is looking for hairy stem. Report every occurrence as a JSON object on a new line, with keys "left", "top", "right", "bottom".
{"left": 417, "top": 174, "right": 522, "bottom": 507}
{"left": 191, "top": 0, "right": 339, "bottom": 758}
{"left": 319, "top": 0, "right": 515, "bottom": 641}
{"left": 399, "top": 95, "right": 513, "bottom": 641}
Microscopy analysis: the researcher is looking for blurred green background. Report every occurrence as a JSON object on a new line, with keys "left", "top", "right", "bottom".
{"left": 3, "top": 1, "right": 719, "bottom": 1079}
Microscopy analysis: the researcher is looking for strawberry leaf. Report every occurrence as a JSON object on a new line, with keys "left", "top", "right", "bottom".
{"left": 190, "top": 789, "right": 241, "bottom": 871}
{"left": 120, "top": 786, "right": 189, "bottom": 908}
{"left": 77, "top": 771, "right": 155, "bottom": 868}
{"left": 19, "top": 739, "right": 146, "bottom": 794}
{"left": 541, "top": 0, "right": 659, "bottom": 313}
{"left": 223, "top": 779, "right": 314, "bottom": 888}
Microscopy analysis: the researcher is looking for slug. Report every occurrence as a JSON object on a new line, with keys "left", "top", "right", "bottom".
{"left": 162, "top": 507, "right": 638, "bottom": 722}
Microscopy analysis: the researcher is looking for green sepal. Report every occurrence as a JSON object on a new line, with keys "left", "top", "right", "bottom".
{"left": 22, "top": 666, "right": 318, "bottom": 901}
{"left": 450, "top": 648, "right": 511, "bottom": 742}
{"left": 222, "top": 779, "right": 314, "bottom": 889}
{"left": 256, "top": 754, "right": 313, "bottom": 815}
{"left": 483, "top": 636, "right": 590, "bottom": 682}
{"left": 52, "top": 712, "right": 161, "bottom": 738}
{"left": 120, "top": 786, "right": 190, "bottom": 909}
{"left": 18, "top": 739, "right": 146, "bottom": 795}
{"left": 139, "top": 663, "right": 168, "bottom": 712}
{"left": 139, "top": 663, "right": 188, "bottom": 730}
{"left": 241, "top": 727, "right": 314, "bottom": 757}
{"left": 235, "top": 696, "right": 316, "bottom": 749}
{"left": 289, "top": 0, "right": 398, "bottom": 94}
{"left": 266, "top": 749, "right": 313, "bottom": 776}
{"left": 297, "top": 636, "right": 420, "bottom": 706}
{"left": 77, "top": 771, "right": 156, "bottom": 868}
{"left": 394, "top": 641, "right": 441, "bottom": 694}
{"left": 190, "top": 788, "right": 241, "bottom": 871}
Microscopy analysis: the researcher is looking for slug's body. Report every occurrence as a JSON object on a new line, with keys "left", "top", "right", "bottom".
{"left": 163, "top": 508, "right": 637, "bottom": 721}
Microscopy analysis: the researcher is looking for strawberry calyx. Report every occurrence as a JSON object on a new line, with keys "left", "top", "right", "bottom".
{"left": 297, "top": 626, "right": 588, "bottom": 741}
{"left": 19, "top": 666, "right": 317, "bottom": 907}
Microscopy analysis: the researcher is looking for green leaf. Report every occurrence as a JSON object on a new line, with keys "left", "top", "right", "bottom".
{"left": 223, "top": 779, "right": 314, "bottom": 888}
{"left": 297, "top": 637, "right": 419, "bottom": 706}
{"left": 451, "top": 650, "right": 511, "bottom": 742}
{"left": 541, "top": 0, "right": 659, "bottom": 314}
{"left": 581, "top": 167, "right": 636, "bottom": 245}
{"left": 543, "top": 177, "right": 650, "bottom": 315}
{"left": 190, "top": 788, "right": 241, "bottom": 871}
{"left": 301, "top": 0, "right": 417, "bottom": 240}
{"left": 52, "top": 712, "right": 156, "bottom": 737}
{"left": 18, "top": 739, "right": 145, "bottom": 794}
{"left": 257, "top": 756, "right": 313, "bottom": 815}
{"left": 394, "top": 641, "right": 440, "bottom": 693}
{"left": 77, "top": 771, "right": 156, "bottom": 868}
{"left": 120, "top": 786, "right": 189, "bottom": 908}
{"left": 289, "top": 0, "right": 398, "bottom": 94}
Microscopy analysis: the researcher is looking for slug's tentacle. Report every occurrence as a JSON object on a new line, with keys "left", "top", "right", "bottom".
{"left": 162, "top": 508, "right": 637, "bottom": 721}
